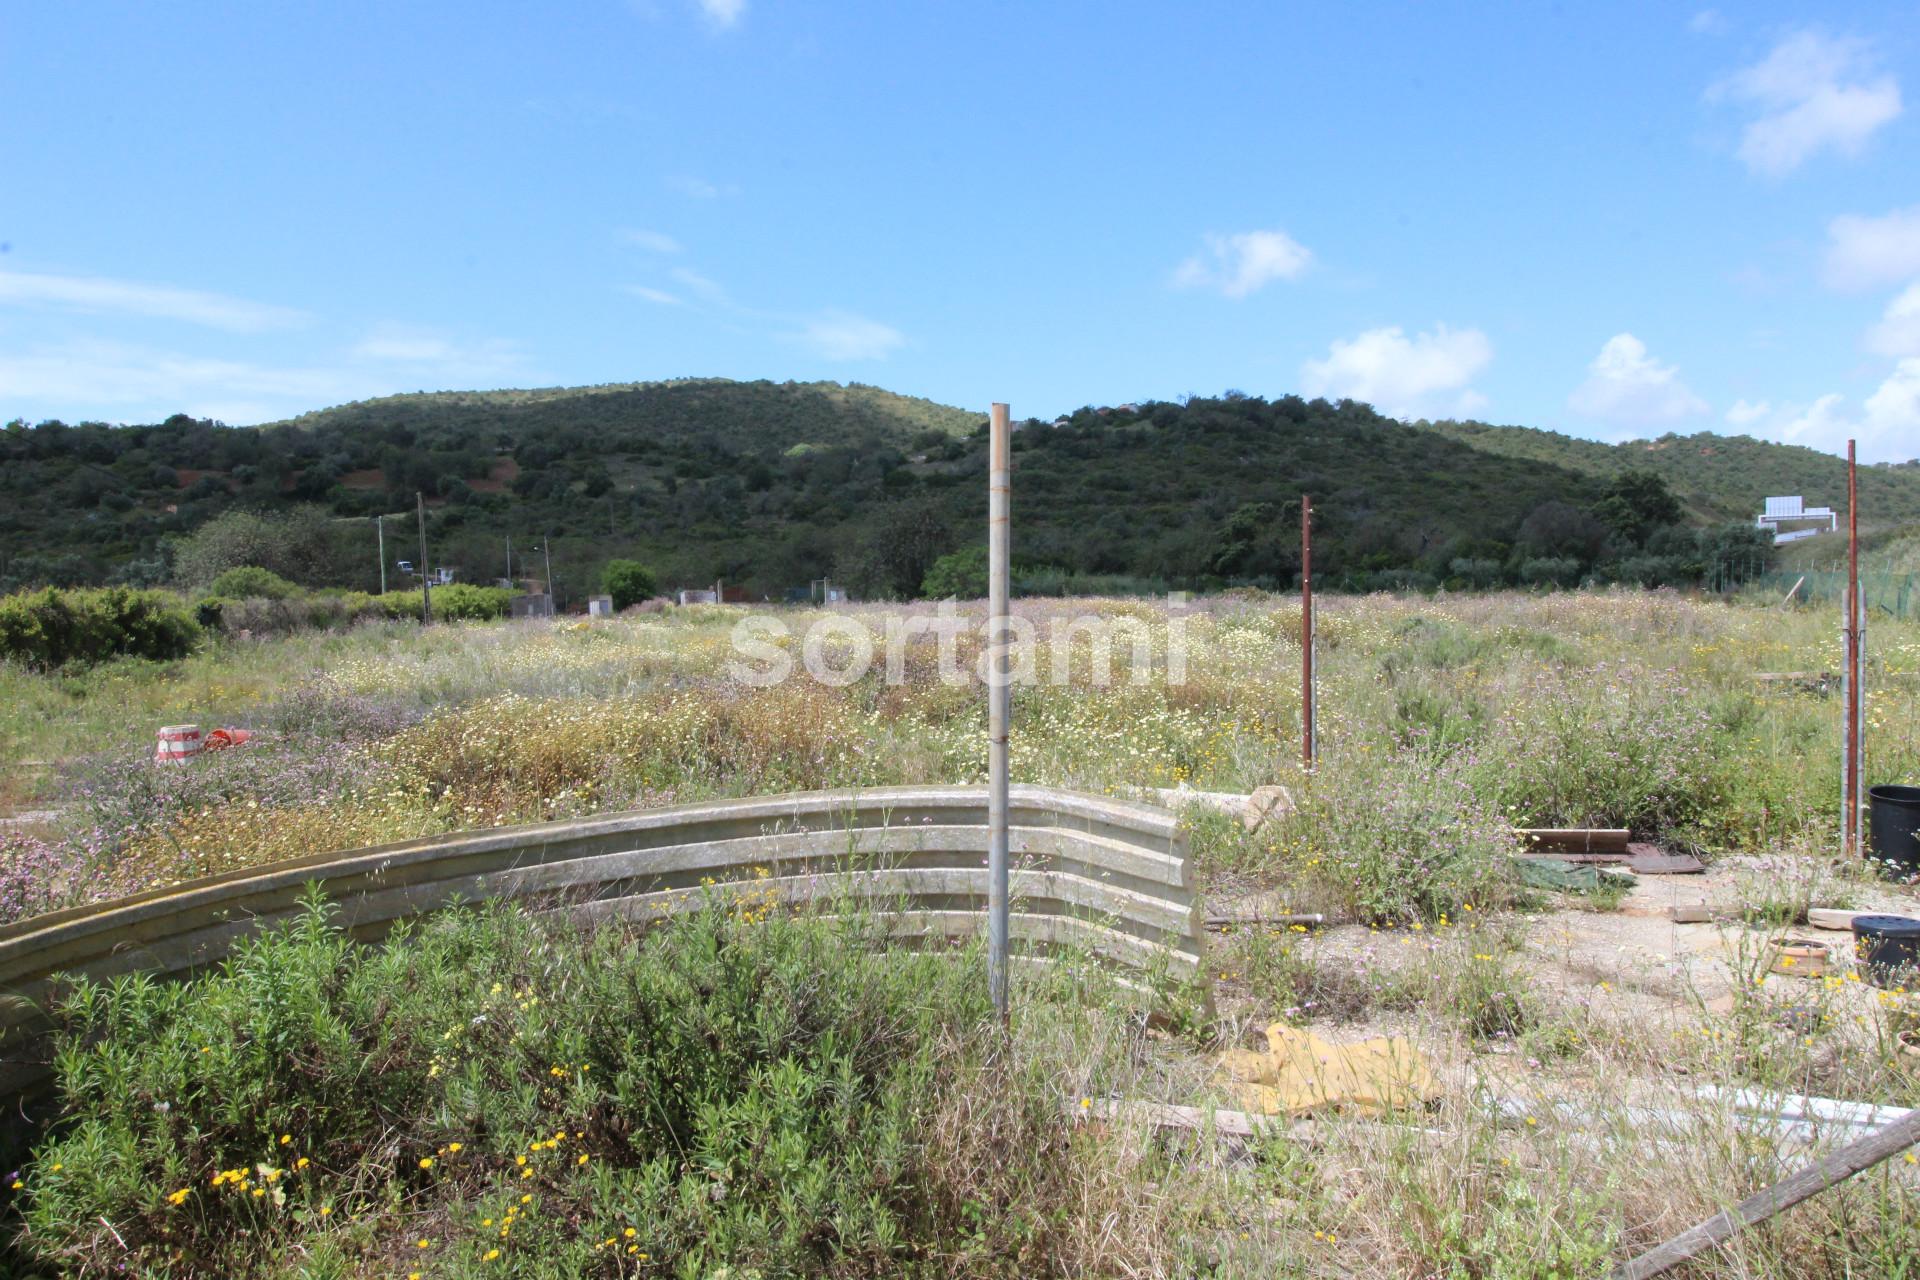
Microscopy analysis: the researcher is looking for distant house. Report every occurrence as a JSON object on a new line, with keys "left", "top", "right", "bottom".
{"left": 1755, "top": 496, "right": 1838, "bottom": 545}
{"left": 676, "top": 588, "right": 718, "bottom": 606}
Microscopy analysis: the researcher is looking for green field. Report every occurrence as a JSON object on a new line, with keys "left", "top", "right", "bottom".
{"left": 3, "top": 591, "right": 1919, "bottom": 1277}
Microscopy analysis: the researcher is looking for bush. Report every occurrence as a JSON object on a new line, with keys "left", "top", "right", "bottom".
{"left": 12, "top": 897, "right": 1128, "bottom": 1278}
{"left": 921, "top": 545, "right": 988, "bottom": 598}
{"left": 207, "top": 565, "right": 297, "bottom": 600}
{"left": 376, "top": 583, "right": 512, "bottom": 623}
{"left": 0, "top": 586, "right": 199, "bottom": 670}
{"left": 195, "top": 592, "right": 389, "bottom": 636}
{"left": 601, "top": 558, "right": 658, "bottom": 611}
{"left": 1268, "top": 746, "right": 1520, "bottom": 925}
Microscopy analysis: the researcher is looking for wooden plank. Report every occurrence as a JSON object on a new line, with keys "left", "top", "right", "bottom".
{"left": 1807, "top": 908, "right": 1862, "bottom": 932}
{"left": 1514, "top": 828, "right": 1631, "bottom": 853}
{"left": 1611, "top": 1109, "right": 1920, "bottom": 1280}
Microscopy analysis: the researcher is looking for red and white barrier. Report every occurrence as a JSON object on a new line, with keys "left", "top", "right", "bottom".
{"left": 154, "top": 725, "right": 203, "bottom": 765}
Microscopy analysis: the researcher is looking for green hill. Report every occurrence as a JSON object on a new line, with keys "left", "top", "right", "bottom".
{"left": 4, "top": 380, "right": 1915, "bottom": 601}
{"left": 1423, "top": 421, "right": 1920, "bottom": 526}
{"left": 265, "top": 378, "right": 980, "bottom": 453}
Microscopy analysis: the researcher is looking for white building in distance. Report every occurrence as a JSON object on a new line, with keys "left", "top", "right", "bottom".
{"left": 1755, "top": 495, "right": 1837, "bottom": 545}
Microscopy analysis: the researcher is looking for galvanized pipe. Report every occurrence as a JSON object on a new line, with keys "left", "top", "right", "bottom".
{"left": 987, "top": 402, "right": 1012, "bottom": 1015}
{"left": 1300, "top": 494, "right": 1315, "bottom": 770}
{"left": 1844, "top": 440, "right": 1860, "bottom": 858}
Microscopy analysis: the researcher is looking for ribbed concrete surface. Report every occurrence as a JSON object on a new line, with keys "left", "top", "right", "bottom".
{"left": 0, "top": 785, "right": 1203, "bottom": 1106}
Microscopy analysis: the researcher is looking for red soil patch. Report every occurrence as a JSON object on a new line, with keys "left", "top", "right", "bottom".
{"left": 468, "top": 457, "right": 519, "bottom": 494}
{"left": 340, "top": 468, "right": 387, "bottom": 490}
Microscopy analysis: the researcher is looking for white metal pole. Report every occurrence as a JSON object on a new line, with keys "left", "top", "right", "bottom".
{"left": 987, "top": 402, "right": 1012, "bottom": 1016}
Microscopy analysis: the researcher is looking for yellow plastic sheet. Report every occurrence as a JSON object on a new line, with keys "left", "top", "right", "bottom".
{"left": 1218, "top": 1023, "right": 1439, "bottom": 1116}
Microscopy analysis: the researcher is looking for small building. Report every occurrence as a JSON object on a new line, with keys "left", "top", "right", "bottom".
{"left": 587, "top": 595, "right": 614, "bottom": 618}
{"left": 677, "top": 588, "right": 718, "bottom": 606}
{"left": 1755, "top": 496, "right": 1838, "bottom": 545}
{"left": 510, "top": 593, "right": 554, "bottom": 618}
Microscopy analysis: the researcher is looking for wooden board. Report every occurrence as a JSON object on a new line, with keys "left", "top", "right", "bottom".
{"left": 1514, "top": 828, "right": 1630, "bottom": 853}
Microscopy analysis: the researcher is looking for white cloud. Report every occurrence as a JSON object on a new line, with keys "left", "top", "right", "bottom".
{"left": 788, "top": 310, "right": 905, "bottom": 361}
{"left": 1725, "top": 398, "right": 1771, "bottom": 425}
{"left": 0, "top": 338, "right": 354, "bottom": 423}
{"left": 622, "top": 285, "right": 682, "bottom": 306}
{"left": 1732, "top": 363, "right": 1920, "bottom": 461}
{"left": 1864, "top": 357, "right": 1920, "bottom": 442}
{"left": 668, "top": 266, "right": 729, "bottom": 304}
{"left": 1689, "top": 10, "right": 1726, "bottom": 36}
{"left": 1299, "top": 324, "right": 1492, "bottom": 417}
{"left": 1568, "top": 333, "right": 1709, "bottom": 426}
{"left": 349, "top": 324, "right": 526, "bottom": 382}
{"left": 1867, "top": 281, "right": 1920, "bottom": 356}
{"left": 697, "top": 0, "right": 744, "bottom": 27}
{"left": 1823, "top": 205, "right": 1920, "bottom": 290}
{"left": 1709, "top": 30, "right": 1901, "bottom": 176}
{"left": 1172, "top": 230, "right": 1312, "bottom": 298}
{"left": 618, "top": 228, "right": 682, "bottom": 253}
{"left": 1776, "top": 393, "right": 1854, "bottom": 446}
{"left": 665, "top": 175, "right": 725, "bottom": 199}
{"left": 0, "top": 268, "right": 308, "bottom": 332}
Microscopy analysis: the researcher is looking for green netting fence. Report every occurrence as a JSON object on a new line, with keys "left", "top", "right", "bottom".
{"left": 1753, "top": 570, "right": 1920, "bottom": 621}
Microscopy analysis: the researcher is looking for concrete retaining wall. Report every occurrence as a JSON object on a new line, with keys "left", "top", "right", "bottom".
{"left": 0, "top": 785, "right": 1202, "bottom": 1110}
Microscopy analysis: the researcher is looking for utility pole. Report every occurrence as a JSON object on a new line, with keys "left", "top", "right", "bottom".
{"left": 506, "top": 534, "right": 513, "bottom": 587}
{"left": 986, "top": 401, "right": 1012, "bottom": 1017}
{"left": 542, "top": 535, "right": 555, "bottom": 618}
{"left": 377, "top": 515, "right": 387, "bottom": 595}
{"left": 416, "top": 491, "right": 432, "bottom": 625}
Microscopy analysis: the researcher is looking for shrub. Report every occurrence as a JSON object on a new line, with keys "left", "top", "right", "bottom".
{"left": 1268, "top": 746, "right": 1520, "bottom": 925}
{"left": 921, "top": 545, "right": 988, "bottom": 598}
{"left": 207, "top": 565, "right": 297, "bottom": 600}
{"left": 601, "top": 558, "right": 658, "bottom": 610}
{"left": 0, "top": 586, "right": 199, "bottom": 670}
{"left": 1474, "top": 663, "right": 1720, "bottom": 835}
{"left": 376, "top": 584, "right": 512, "bottom": 622}
{"left": 11, "top": 897, "right": 1138, "bottom": 1278}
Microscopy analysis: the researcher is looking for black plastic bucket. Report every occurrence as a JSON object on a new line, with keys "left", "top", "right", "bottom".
{"left": 1851, "top": 914, "right": 1920, "bottom": 988}
{"left": 1868, "top": 784, "right": 1920, "bottom": 877}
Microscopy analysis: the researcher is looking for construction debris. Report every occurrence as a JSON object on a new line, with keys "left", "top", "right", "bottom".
{"left": 1218, "top": 1023, "right": 1439, "bottom": 1117}
{"left": 1127, "top": 783, "right": 1295, "bottom": 832}
{"left": 1514, "top": 827, "right": 1629, "bottom": 853}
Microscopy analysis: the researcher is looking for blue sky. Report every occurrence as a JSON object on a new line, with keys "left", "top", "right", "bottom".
{"left": 3, "top": 2, "right": 1918, "bottom": 461}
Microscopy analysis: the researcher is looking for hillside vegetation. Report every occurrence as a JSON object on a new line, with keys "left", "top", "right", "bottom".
{"left": 1425, "top": 419, "right": 1920, "bottom": 524}
{"left": 5, "top": 380, "right": 1917, "bottom": 600}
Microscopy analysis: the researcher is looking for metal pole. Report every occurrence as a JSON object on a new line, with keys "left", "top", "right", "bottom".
{"left": 1301, "top": 494, "right": 1315, "bottom": 770}
{"left": 506, "top": 534, "right": 513, "bottom": 587}
{"left": 987, "top": 402, "right": 1012, "bottom": 1016}
{"left": 1844, "top": 441, "right": 1860, "bottom": 858}
{"left": 543, "top": 536, "right": 555, "bottom": 618}
{"left": 415, "top": 492, "right": 431, "bottom": 625}
{"left": 377, "top": 516, "right": 386, "bottom": 595}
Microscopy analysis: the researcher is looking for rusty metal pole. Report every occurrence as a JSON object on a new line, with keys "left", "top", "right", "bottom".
{"left": 1301, "top": 494, "right": 1315, "bottom": 771}
{"left": 1844, "top": 441, "right": 1861, "bottom": 859}
{"left": 987, "top": 403, "right": 1012, "bottom": 1015}
{"left": 416, "top": 492, "right": 432, "bottom": 625}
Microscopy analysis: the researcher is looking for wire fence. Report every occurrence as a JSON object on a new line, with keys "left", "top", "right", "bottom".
{"left": 1754, "top": 570, "right": 1920, "bottom": 620}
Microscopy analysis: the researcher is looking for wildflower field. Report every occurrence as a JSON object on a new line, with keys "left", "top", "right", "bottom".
{"left": 2, "top": 589, "right": 1918, "bottom": 1277}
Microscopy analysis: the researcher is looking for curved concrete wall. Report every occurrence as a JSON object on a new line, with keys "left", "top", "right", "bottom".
{"left": 0, "top": 785, "right": 1203, "bottom": 1108}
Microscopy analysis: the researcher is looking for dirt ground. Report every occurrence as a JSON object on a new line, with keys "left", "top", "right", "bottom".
{"left": 1207, "top": 858, "right": 1920, "bottom": 1115}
